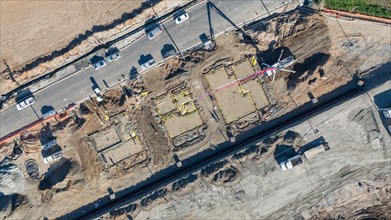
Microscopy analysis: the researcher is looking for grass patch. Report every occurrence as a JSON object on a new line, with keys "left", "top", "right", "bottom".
{"left": 324, "top": 0, "right": 391, "bottom": 18}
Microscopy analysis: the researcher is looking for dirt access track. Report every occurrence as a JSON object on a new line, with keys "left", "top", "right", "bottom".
{"left": 0, "top": 0, "right": 188, "bottom": 94}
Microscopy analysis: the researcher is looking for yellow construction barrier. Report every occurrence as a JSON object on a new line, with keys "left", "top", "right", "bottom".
{"left": 182, "top": 91, "right": 190, "bottom": 96}
{"left": 182, "top": 101, "right": 197, "bottom": 115}
{"left": 162, "top": 114, "right": 172, "bottom": 122}
{"left": 251, "top": 56, "right": 257, "bottom": 66}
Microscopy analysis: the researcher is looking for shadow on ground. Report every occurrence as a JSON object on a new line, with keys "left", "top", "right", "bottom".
{"left": 274, "top": 144, "right": 296, "bottom": 164}
{"left": 58, "top": 48, "right": 391, "bottom": 220}
{"left": 39, "top": 158, "right": 71, "bottom": 191}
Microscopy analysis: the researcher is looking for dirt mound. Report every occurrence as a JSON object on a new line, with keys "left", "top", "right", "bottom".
{"left": 211, "top": 165, "right": 240, "bottom": 186}
{"left": 109, "top": 203, "right": 139, "bottom": 218}
{"left": 248, "top": 11, "right": 357, "bottom": 115}
{"left": 348, "top": 107, "right": 384, "bottom": 148}
{"left": 171, "top": 174, "right": 198, "bottom": 191}
{"left": 78, "top": 103, "right": 91, "bottom": 115}
{"left": 140, "top": 188, "right": 168, "bottom": 207}
{"left": 162, "top": 51, "right": 206, "bottom": 80}
{"left": 349, "top": 202, "right": 391, "bottom": 220}
{"left": 200, "top": 160, "right": 241, "bottom": 186}
{"left": 200, "top": 160, "right": 228, "bottom": 178}
{"left": 103, "top": 88, "right": 126, "bottom": 107}
{"left": 252, "top": 11, "right": 331, "bottom": 60}
{"left": 135, "top": 100, "right": 170, "bottom": 165}
{"left": 38, "top": 158, "right": 84, "bottom": 191}
{"left": 0, "top": 159, "right": 26, "bottom": 196}
{"left": 0, "top": 193, "right": 28, "bottom": 219}
{"left": 0, "top": 142, "right": 23, "bottom": 161}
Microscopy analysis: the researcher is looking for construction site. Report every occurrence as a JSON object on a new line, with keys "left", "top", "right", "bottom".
{"left": 1, "top": 6, "right": 390, "bottom": 220}
{"left": 203, "top": 58, "right": 270, "bottom": 133}
{"left": 154, "top": 83, "right": 207, "bottom": 151}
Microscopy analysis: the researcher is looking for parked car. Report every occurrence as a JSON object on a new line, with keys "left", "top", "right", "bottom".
{"left": 92, "top": 59, "right": 107, "bottom": 70}
{"left": 140, "top": 58, "right": 155, "bottom": 71}
{"left": 162, "top": 48, "right": 177, "bottom": 58}
{"left": 42, "top": 109, "right": 56, "bottom": 119}
{"left": 175, "top": 12, "right": 189, "bottom": 24}
{"left": 106, "top": 50, "right": 121, "bottom": 62}
{"left": 16, "top": 97, "right": 35, "bottom": 110}
{"left": 147, "top": 25, "right": 162, "bottom": 40}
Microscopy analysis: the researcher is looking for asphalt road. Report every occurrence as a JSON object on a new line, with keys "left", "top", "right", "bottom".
{"left": 0, "top": 0, "right": 289, "bottom": 137}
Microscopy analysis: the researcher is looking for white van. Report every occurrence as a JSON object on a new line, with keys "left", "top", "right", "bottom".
{"left": 16, "top": 97, "right": 35, "bottom": 110}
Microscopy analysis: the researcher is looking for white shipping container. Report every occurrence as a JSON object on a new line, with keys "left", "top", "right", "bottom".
{"left": 304, "top": 145, "right": 325, "bottom": 159}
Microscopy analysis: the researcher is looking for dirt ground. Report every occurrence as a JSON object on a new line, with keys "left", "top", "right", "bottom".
{"left": 204, "top": 60, "right": 269, "bottom": 124}
{"left": 0, "top": 1, "right": 138, "bottom": 68}
{"left": 135, "top": 73, "right": 391, "bottom": 220}
{"left": 1, "top": 9, "right": 390, "bottom": 220}
{"left": 112, "top": 11, "right": 391, "bottom": 220}
{"left": 255, "top": 11, "right": 390, "bottom": 116}
{"left": 135, "top": 99, "right": 171, "bottom": 166}
{"left": 0, "top": 0, "right": 188, "bottom": 94}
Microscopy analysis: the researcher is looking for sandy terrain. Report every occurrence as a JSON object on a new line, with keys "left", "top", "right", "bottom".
{"left": 0, "top": 1, "right": 140, "bottom": 69}
{"left": 0, "top": 0, "right": 187, "bottom": 94}
{"left": 1, "top": 8, "right": 390, "bottom": 220}
{"left": 124, "top": 12, "right": 391, "bottom": 219}
{"left": 135, "top": 72, "right": 391, "bottom": 220}
{"left": 255, "top": 11, "right": 391, "bottom": 118}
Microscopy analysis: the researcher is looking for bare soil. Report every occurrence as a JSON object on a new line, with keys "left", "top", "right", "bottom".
{"left": 0, "top": 0, "right": 188, "bottom": 94}
{"left": 0, "top": 1, "right": 139, "bottom": 69}
{"left": 135, "top": 99, "right": 171, "bottom": 166}
{"left": 135, "top": 84, "right": 391, "bottom": 220}
{"left": 114, "top": 11, "right": 391, "bottom": 220}
{"left": 2, "top": 9, "right": 390, "bottom": 220}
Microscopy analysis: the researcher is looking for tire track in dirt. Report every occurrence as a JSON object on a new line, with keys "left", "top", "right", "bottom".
{"left": 266, "top": 161, "right": 391, "bottom": 219}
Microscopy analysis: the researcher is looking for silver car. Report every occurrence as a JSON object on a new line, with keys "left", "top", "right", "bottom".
{"left": 16, "top": 97, "right": 35, "bottom": 110}
{"left": 106, "top": 51, "right": 121, "bottom": 62}
{"left": 42, "top": 109, "right": 56, "bottom": 119}
{"left": 140, "top": 58, "right": 155, "bottom": 71}
{"left": 147, "top": 25, "right": 162, "bottom": 40}
{"left": 92, "top": 59, "right": 107, "bottom": 70}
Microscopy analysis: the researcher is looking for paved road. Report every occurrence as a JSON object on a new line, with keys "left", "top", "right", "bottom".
{"left": 0, "top": 0, "right": 290, "bottom": 138}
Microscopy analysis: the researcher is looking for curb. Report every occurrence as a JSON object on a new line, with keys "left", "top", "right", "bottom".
{"left": 0, "top": 1, "right": 299, "bottom": 140}
{"left": 0, "top": 0, "right": 201, "bottom": 109}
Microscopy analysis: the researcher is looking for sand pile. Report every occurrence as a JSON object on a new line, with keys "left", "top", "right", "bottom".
{"left": 0, "top": 159, "right": 26, "bottom": 196}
